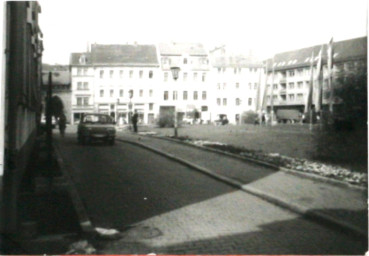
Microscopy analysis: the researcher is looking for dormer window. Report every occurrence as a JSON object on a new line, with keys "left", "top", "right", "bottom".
{"left": 183, "top": 58, "right": 188, "bottom": 64}
{"left": 79, "top": 55, "right": 87, "bottom": 64}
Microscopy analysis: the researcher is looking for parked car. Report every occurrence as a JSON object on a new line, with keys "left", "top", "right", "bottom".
{"left": 77, "top": 113, "right": 116, "bottom": 145}
{"left": 182, "top": 117, "right": 193, "bottom": 125}
{"left": 214, "top": 114, "right": 229, "bottom": 126}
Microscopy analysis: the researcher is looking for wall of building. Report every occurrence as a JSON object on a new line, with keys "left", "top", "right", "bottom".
{"left": 210, "top": 66, "right": 264, "bottom": 124}
{"left": 2, "top": 1, "right": 43, "bottom": 234}
{"left": 69, "top": 39, "right": 366, "bottom": 126}
{"left": 71, "top": 65, "right": 161, "bottom": 124}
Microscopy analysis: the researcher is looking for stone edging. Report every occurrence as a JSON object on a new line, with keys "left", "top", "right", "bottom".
{"left": 116, "top": 137, "right": 367, "bottom": 239}
{"left": 152, "top": 135, "right": 366, "bottom": 191}
{"left": 53, "top": 142, "right": 96, "bottom": 237}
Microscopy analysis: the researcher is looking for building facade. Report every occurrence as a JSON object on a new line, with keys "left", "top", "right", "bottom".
{"left": 70, "top": 44, "right": 160, "bottom": 125}
{"left": 209, "top": 47, "right": 264, "bottom": 124}
{"left": 69, "top": 37, "right": 366, "bottom": 126}
{"left": 264, "top": 37, "right": 367, "bottom": 122}
{"left": 2, "top": 1, "right": 43, "bottom": 234}
{"left": 158, "top": 42, "right": 211, "bottom": 123}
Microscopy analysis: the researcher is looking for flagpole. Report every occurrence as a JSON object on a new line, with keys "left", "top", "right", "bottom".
{"left": 256, "top": 62, "right": 263, "bottom": 124}
{"left": 261, "top": 59, "right": 269, "bottom": 125}
{"left": 328, "top": 38, "right": 334, "bottom": 117}
{"left": 314, "top": 46, "right": 324, "bottom": 129}
{"left": 308, "top": 51, "right": 315, "bottom": 131}
{"left": 270, "top": 56, "right": 275, "bottom": 126}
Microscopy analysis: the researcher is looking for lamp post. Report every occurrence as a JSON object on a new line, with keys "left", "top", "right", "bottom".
{"left": 170, "top": 66, "right": 180, "bottom": 137}
{"left": 128, "top": 89, "right": 133, "bottom": 130}
{"left": 116, "top": 98, "right": 119, "bottom": 125}
{"left": 46, "top": 72, "right": 53, "bottom": 167}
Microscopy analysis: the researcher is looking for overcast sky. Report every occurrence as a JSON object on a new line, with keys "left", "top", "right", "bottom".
{"left": 38, "top": 0, "right": 367, "bottom": 65}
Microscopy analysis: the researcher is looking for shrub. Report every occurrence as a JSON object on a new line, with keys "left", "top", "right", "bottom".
{"left": 312, "top": 127, "right": 367, "bottom": 172}
{"left": 158, "top": 113, "right": 174, "bottom": 128}
{"left": 312, "top": 65, "right": 367, "bottom": 172}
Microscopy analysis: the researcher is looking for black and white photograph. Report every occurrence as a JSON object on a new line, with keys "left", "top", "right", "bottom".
{"left": 0, "top": 0, "right": 367, "bottom": 254}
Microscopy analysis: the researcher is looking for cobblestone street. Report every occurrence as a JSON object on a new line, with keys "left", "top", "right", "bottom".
{"left": 55, "top": 132, "right": 367, "bottom": 254}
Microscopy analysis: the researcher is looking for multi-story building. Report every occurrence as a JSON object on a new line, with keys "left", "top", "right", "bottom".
{"left": 70, "top": 43, "right": 160, "bottom": 124}
{"left": 2, "top": 1, "right": 43, "bottom": 234}
{"left": 69, "top": 37, "right": 366, "bottom": 126}
{"left": 264, "top": 36, "right": 367, "bottom": 122}
{"left": 209, "top": 47, "right": 264, "bottom": 124}
{"left": 158, "top": 42, "right": 211, "bottom": 123}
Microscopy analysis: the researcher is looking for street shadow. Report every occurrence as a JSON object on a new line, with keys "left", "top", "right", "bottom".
{"left": 96, "top": 209, "right": 367, "bottom": 255}
{"left": 306, "top": 208, "right": 368, "bottom": 235}
{"left": 55, "top": 136, "right": 367, "bottom": 254}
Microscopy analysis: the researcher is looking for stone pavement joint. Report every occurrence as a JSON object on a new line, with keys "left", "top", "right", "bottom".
{"left": 116, "top": 133, "right": 367, "bottom": 239}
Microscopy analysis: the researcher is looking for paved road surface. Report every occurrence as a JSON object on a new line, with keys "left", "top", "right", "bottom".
{"left": 55, "top": 133, "right": 366, "bottom": 254}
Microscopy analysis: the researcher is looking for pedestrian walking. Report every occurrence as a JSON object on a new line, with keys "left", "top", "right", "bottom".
{"left": 132, "top": 110, "right": 138, "bottom": 133}
{"left": 58, "top": 114, "right": 66, "bottom": 137}
{"left": 261, "top": 114, "right": 266, "bottom": 124}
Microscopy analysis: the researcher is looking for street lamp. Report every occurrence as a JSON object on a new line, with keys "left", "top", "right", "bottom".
{"left": 170, "top": 66, "right": 180, "bottom": 137}
{"left": 128, "top": 89, "right": 133, "bottom": 130}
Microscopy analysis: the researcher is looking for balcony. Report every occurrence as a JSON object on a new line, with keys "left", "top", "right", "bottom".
{"left": 279, "top": 89, "right": 287, "bottom": 95}
{"left": 72, "top": 104, "right": 94, "bottom": 110}
{"left": 279, "top": 77, "right": 287, "bottom": 84}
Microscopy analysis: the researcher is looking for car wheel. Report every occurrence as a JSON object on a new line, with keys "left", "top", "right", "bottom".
{"left": 109, "top": 138, "right": 115, "bottom": 145}
{"left": 81, "top": 136, "right": 88, "bottom": 145}
{"left": 78, "top": 135, "right": 82, "bottom": 144}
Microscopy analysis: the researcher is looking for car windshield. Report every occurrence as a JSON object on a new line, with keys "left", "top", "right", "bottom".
{"left": 83, "top": 114, "right": 113, "bottom": 124}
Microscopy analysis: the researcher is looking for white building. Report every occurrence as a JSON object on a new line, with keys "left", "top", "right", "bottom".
{"left": 70, "top": 44, "right": 160, "bottom": 124}
{"left": 209, "top": 47, "right": 265, "bottom": 124}
{"left": 264, "top": 36, "right": 367, "bottom": 123}
{"left": 157, "top": 42, "right": 211, "bottom": 123}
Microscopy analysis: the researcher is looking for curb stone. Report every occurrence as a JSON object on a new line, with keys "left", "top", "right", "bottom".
{"left": 116, "top": 137, "right": 367, "bottom": 239}
{"left": 150, "top": 135, "right": 366, "bottom": 190}
{"left": 53, "top": 142, "right": 96, "bottom": 237}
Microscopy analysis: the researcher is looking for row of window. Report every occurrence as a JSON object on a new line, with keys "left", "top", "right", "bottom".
{"left": 97, "top": 69, "right": 154, "bottom": 79}
{"left": 217, "top": 82, "right": 259, "bottom": 90}
{"left": 267, "top": 81, "right": 309, "bottom": 90}
{"left": 77, "top": 68, "right": 89, "bottom": 76}
{"left": 163, "top": 91, "right": 207, "bottom": 101}
{"left": 216, "top": 98, "right": 253, "bottom": 106}
{"left": 274, "top": 62, "right": 359, "bottom": 78}
{"left": 78, "top": 81, "right": 259, "bottom": 91}
{"left": 266, "top": 93, "right": 305, "bottom": 102}
{"left": 76, "top": 96, "right": 89, "bottom": 106}
{"left": 161, "top": 57, "right": 209, "bottom": 65}
{"left": 76, "top": 97, "right": 155, "bottom": 111}
{"left": 217, "top": 67, "right": 260, "bottom": 74}
{"left": 163, "top": 72, "right": 207, "bottom": 82}
{"left": 77, "top": 82, "right": 89, "bottom": 90}
{"left": 99, "top": 89, "right": 153, "bottom": 98}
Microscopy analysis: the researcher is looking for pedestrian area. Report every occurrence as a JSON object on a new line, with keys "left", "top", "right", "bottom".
{"left": 116, "top": 131, "right": 367, "bottom": 238}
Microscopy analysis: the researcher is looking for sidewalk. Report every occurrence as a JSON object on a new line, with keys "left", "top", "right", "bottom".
{"left": 0, "top": 135, "right": 82, "bottom": 254}
{"left": 116, "top": 131, "right": 368, "bottom": 238}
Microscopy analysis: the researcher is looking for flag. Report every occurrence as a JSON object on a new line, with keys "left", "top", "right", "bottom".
{"left": 270, "top": 56, "right": 275, "bottom": 110}
{"left": 304, "top": 51, "right": 314, "bottom": 113}
{"left": 315, "top": 46, "right": 324, "bottom": 112}
{"left": 327, "top": 38, "right": 333, "bottom": 75}
{"left": 255, "top": 63, "right": 263, "bottom": 112}
{"left": 261, "top": 60, "right": 269, "bottom": 111}
{"left": 327, "top": 38, "right": 334, "bottom": 112}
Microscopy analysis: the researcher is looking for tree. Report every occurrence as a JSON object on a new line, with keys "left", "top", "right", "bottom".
{"left": 50, "top": 96, "right": 64, "bottom": 119}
